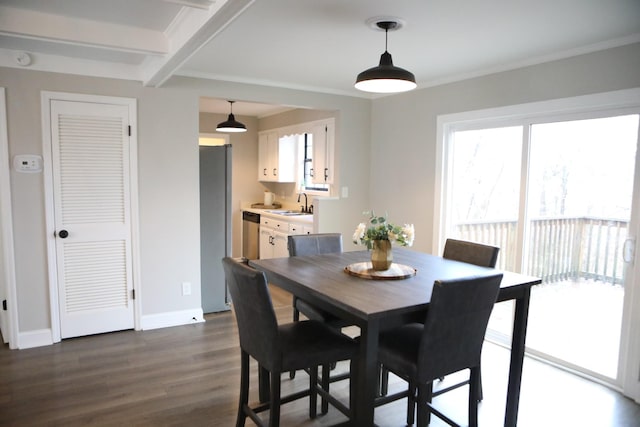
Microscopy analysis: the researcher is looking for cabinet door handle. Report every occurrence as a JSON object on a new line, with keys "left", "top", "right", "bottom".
{"left": 309, "top": 168, "right": 314, "bottom": 177}
{"left": 324, "top": 168, "right": 329, "bottom": 181}
{"left": 272, "top": 168, "right": 277, "bottom": 176}
{"left": 263, "top": 168, "right": 267, "bottom": 176}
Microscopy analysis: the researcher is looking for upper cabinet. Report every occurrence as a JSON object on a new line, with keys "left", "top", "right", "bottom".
{"left": 310, "top": 119, "right": 335, "bottom": 184}
{"left": 258, "top": 131, "right": 296, "bottom": 182}
{"left": 258, "top": 117, "right": 336, "bottom": 187}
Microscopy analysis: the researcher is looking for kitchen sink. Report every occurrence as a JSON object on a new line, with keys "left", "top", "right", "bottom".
{"left": 265, "top": 210, "right": 311, "bottom": 216}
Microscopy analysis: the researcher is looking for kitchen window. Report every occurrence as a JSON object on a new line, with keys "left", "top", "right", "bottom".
{"left": 300, "top": 133, "right": 329, "bottom": 194}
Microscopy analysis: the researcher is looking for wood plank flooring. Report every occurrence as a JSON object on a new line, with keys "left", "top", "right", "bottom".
{"left": 1, "top": 285, "right": 639, "bottom": 426}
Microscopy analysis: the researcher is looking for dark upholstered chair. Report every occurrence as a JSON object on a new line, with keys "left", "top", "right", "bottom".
{"left": 287, "top": 233, "right": 353, "bottom": 412}
{"left": 288, "top": 233, "right": 346, "bottom": 327}
{"left": 222, "top": 257, "right": 356, "bottom": 427}
{"left": 379, "top": 238, "right": 501, "bottom": 399}
{"left": 442, "top": 238, "right": 500, "bottom": 269}
{"left": 375, "top": 274, "right": 503, "bottom": 427}
{"left": 441, "top": 238, "right": 500, "bottom": 401}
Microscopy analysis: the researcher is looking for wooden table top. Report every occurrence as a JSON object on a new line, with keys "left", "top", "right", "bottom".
{"left": 250, "top": 248, "right": 540, "bottom": 322}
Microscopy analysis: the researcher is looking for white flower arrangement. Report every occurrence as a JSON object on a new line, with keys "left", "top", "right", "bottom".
{"left": 353, "top": 211, "right": 415, "bottom": 250}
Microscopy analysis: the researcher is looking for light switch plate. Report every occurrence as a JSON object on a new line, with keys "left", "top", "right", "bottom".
{"left": 13, "top": 155, "right": 43, "bottom": 173}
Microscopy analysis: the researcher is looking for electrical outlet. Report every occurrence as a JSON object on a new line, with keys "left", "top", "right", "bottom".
{"left": 182, "top": 282, "right": 191, "bottom": 296}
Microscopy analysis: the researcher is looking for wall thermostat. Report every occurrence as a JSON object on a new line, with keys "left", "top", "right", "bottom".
{"left": 13, "top": 155, "right": 43, "bottom": 173}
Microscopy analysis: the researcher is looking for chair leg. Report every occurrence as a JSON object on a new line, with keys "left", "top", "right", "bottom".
{"left": 469, "top": 367, "right": 480, "bottom": 427}
{"left": 321, "top": 364, "right": 330, "bottom": 414}
{"left": 407, "top": 380, "right": 417, "bottom": 426}
{"left": 416, "top": 382, "right": 432, "bottom": 427}
{"left": 477, "top": 366, "right": 483, "bottom": 402}
{"left": 379, "top": 365, "right": 389, "bottom": 397}
{"left": 269, "top": 369, "right": 282, "bottom": 427}
{"left": 290, "top": 304, "right": 300, "bottom": 380}
{"left": 309, "top": 365, "right": 319, "bottom": 418}
{"left": 236, "top": 351, "right": 249, "bottom": 427}
{"left": 349, "top": 359, "right": 357, "bottom": 415}
{"left": 258, "top": 365, "right": 270, "bottom": 403}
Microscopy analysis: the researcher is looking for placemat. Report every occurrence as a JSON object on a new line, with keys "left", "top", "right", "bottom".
{"left": 344, "top": 262, "right": 416, "bottom": 280}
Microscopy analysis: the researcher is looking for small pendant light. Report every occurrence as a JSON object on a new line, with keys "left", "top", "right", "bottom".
{"left": 355, "top": 20, "right": 416, "bottom": 94}
{"left": 216, "top": 100, "right": 247, "bottom": 133}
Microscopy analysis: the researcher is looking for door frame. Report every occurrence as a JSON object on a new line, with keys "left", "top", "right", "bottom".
{"left": 434, "top": 88, "right": 640, "bottom": 401}
{"left": 41, "top": 91, "right": 141, "bottom": 343}
{"left": 0, "top": 87, "right": 19, "bottom": 349}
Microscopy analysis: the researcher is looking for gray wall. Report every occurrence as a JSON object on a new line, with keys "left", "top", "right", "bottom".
{"left": 369, "top": 42, "right": 640, "bottom": 254}
{"left": 0, "top": 69, "right": 372, "bottom": 338}
{"left": 2, "top": 42, "right": 638, "bottom": 340}
{"left": 0, "top": 68, "right": 202, "bottom": 332}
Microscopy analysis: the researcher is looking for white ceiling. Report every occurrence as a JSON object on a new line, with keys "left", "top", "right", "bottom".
{"left": 1, "top": 0, "right": 639, "bottom": 116}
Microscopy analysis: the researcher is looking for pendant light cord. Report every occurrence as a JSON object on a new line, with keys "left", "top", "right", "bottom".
{"left": 385, "top": 27, "right": 389, "bottom": 53}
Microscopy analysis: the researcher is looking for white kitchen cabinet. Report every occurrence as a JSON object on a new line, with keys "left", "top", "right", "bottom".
{"left": 259, "top": 216, "right": 291, "bottom": 259}
{"left": 311, "top": 119, "right": 335, "bottom": 184}
{"left": 288, "top": 222, "right": 314, "bottom": 235}
{"left": 271, "top": 230, "right": 290, "bottom": 258}
{"left": 259, "top": 215, "right": 313, "bottom": 258}
{"left": 288, "top": 222, "right": 305, "bottom": 235}
{"left": 258, "top": 131, "right": 296, "bottom": 182}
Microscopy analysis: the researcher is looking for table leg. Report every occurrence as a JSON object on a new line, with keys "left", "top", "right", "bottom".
{"left": 353, "top": 319, "right": 379, "bottom": 426}
{"left": 504, "top": 287, "right": 531, "bottom": 427}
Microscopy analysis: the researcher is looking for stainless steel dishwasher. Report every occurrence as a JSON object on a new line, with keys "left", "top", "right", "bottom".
{"left": 242, "top": 211, "right": 260, "bottom": 259}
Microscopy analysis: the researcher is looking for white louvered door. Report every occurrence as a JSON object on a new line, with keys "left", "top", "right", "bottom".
{"left": 50, "top": 100, "right": 134, "bottom": 339}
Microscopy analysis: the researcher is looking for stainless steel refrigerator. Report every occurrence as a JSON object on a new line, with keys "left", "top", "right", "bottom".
{"left": 199, "top": 144, "right": 232, "bottom": 313}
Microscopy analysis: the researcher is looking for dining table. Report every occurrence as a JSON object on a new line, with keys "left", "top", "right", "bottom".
{"left": 249, "top": 248, "right": 541, "bottom": 426}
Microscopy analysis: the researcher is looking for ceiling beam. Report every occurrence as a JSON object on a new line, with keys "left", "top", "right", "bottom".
{"left": 141, "top": 0, "right": 256, "bottom": 87}
{"left": 0, "top": 6, "right": 168, "bottom": 55}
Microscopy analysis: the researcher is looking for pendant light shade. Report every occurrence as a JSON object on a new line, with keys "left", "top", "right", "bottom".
{"left": 216, "top": 100, "right": 247, "bottom": 133}
{"left": 355, "top": 20, "right": 416, "bottom": 94}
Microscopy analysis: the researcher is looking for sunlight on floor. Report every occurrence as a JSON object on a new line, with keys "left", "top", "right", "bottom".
{"left": 490, "top": 279, "right": 623, "bottom": 379}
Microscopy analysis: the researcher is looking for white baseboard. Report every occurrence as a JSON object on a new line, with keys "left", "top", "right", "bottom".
{"left": 141, "top": 308, "right": 205, "bottom": 330}
{"left": 13, "top": 309, "right": 206, "bottom": 349}
{"left": 18, "top": 329, "right": 54, "bottom": 349}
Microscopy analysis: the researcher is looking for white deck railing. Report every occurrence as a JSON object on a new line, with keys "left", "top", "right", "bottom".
{"left": 455, "top": 217, "right": 628, "bottom": 285}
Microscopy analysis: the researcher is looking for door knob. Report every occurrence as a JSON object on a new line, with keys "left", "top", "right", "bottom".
{"left": 58, "top": 230, "right": 69, "bottom": 239}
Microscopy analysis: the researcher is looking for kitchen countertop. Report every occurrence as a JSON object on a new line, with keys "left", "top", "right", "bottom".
{"left": 244, "top": 207, "right": 313, "bottom": 224}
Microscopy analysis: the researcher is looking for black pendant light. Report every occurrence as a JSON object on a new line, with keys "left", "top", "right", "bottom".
{"left": 355, "top": 20, "right": 416, "bottom": 94}
{"left": 216, "top": 100, "right": 247, "bottom": 133}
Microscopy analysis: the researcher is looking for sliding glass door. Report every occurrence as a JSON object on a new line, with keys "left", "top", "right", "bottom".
{"left": 523, "top": 115, "right": 637, "bottom": 378}
{"left": 442, "top": 110, "right": 639, "bottom": 383}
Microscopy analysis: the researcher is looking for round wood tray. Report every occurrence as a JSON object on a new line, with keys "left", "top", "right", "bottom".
{"left": 344, "top": 262, "right": 417, "bottom": 280}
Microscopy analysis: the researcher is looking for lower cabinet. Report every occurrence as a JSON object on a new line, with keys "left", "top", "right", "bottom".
{"left": 259, "top": 216, "right": 312, "bottom": 259}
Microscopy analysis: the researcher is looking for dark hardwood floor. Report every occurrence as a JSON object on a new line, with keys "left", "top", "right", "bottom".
{"left": 1, "top": 285, "right": 638, "bottom": 426}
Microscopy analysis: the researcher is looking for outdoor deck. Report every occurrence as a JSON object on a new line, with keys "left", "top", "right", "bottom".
{"left": 458, "top": 216, "right": 628, "bottom": 380}
{"left": 488, "top": 276, "right": 623, "bottom": 380}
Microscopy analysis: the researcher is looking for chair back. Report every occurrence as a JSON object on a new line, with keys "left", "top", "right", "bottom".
{"left": 442, "top": 238, "right": 499, "bottom": 268}
{"left": 221, "top": 257, "right": 280, "bottom": 370}
{"left": 418, "top": 274, "right": 503, "bottom": 382}
{"left": 288, "top": 233, "right": 343, "bottom": 257}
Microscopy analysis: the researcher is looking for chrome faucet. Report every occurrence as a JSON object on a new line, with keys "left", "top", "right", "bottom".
{"left": 297, "top": 192, "right": 309, "bottom": 213}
